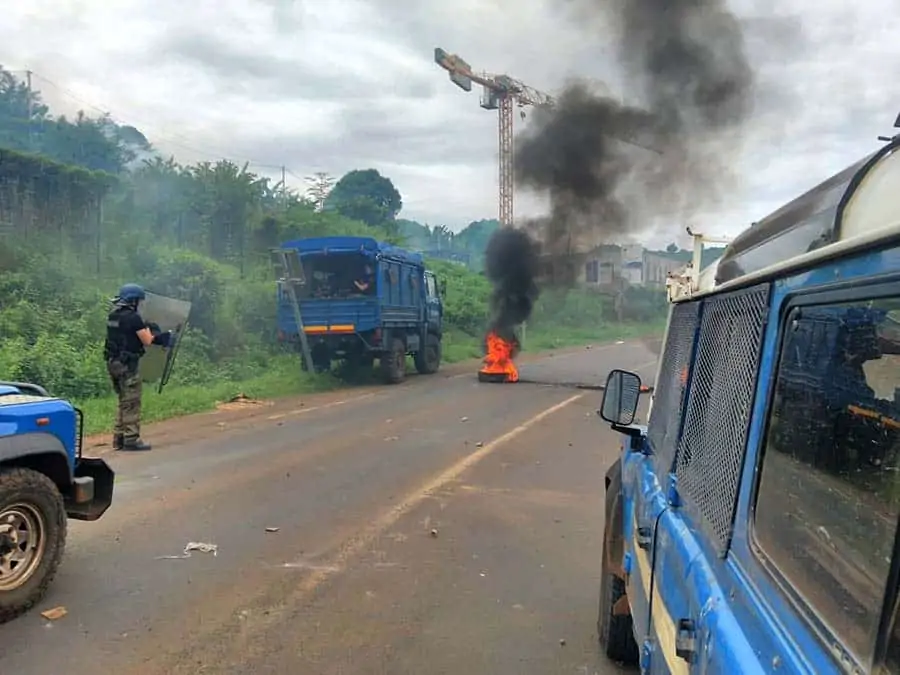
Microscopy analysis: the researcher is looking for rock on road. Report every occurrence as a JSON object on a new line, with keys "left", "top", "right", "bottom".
{"left": 0, "top": 340, "right": 659, "bottom": 674}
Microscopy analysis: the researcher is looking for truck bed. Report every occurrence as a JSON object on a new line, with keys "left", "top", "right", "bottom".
{"left": 278, "top": 297, "right": 380, "bottom": 335}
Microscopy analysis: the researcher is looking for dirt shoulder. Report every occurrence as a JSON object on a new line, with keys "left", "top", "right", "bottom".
{"left": 84, "top": 338, "right": 660, "bottom": 456}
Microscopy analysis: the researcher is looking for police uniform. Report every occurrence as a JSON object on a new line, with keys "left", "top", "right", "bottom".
{"left": 104, "top": 284, "right": 170, "bottom": 451}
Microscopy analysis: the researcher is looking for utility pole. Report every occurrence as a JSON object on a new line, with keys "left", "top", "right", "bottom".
{"left": 281, "top": 165, "right": 287, "bottom": 205}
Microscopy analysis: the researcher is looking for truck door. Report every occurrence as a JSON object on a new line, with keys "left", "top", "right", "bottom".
{"left": 623, "top": 300, "right": 702, "bottom": 671}
{"left": 645, "top": 284, "right": 769, "bottom": 674}
{"left": 424, "top": 272, "right": 442, "bottom": 332}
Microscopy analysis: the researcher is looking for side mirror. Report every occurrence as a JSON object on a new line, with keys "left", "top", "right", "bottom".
{"left": 600, "top": 369, "right": 642, "bottom": 425}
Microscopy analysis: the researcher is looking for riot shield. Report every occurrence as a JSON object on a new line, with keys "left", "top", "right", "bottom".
{"left": 138, "top": 292, "right": 192, "bottom": 393}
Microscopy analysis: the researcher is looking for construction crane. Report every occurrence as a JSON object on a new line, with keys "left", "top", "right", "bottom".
{"left": 434, "top": 47, "right": 553, "bottom": 228}
{"left": 434, "top": 47, "right": 661, "bottom": 229}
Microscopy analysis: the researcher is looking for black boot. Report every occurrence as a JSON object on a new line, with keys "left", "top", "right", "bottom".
{"left": 121, "top": 437, "right": 152, "bottom": 451}
{"left": 113, "top": 434, "right": 124, "bottom": 451}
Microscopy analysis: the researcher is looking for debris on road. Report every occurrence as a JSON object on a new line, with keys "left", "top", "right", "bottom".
{"left": 559, "top": 638, "right": 567, "bottom": 646}
{"left": 156, "top": 541, "right": 219, "bottom": 559}
{"left": 475, "top": 441, "right": 483, "bottom": 448}
{"left": 216, "top": 393, "right": 263, "bottom": 412}
{"left": 265, "top": 527, "right": 280, "bottom": 533}
{"left": 40, "top": 606, "right": 67, "bottom": 621}
{"left": 460, "top": 416, "right": 469, "bottom": 422}
{"left": 430, "top": 528, "right": 438, "bottom": 538}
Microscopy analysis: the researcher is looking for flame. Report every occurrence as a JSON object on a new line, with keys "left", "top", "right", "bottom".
{"left": 480, "top": 331, "right": 519, "bottom": 383}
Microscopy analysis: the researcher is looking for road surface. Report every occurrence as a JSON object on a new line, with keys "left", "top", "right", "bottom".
{"left": 0, "top": 340, "right": 659, "bottom": 674}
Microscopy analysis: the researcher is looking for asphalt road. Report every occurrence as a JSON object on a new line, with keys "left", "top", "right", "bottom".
{"left": 0, "top": 340, "right": 659, "bottom": 675}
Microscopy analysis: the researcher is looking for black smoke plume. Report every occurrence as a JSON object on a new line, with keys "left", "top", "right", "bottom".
{"left": 484, "top": 0, "right": 756, "bottom": 330}
{"left": 484, "top": 226, "right": 540, "bottom": 341}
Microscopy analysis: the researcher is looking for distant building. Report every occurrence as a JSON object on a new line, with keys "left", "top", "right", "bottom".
{"left": 579, "top": 244, "right": 724, "bottom": 289}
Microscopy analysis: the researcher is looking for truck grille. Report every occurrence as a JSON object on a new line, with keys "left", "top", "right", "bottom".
{"left": 74, "top": 407, "right": 84, "bottom": 461}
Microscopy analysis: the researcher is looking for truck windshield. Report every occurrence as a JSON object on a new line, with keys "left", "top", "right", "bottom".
{"left": 298, "top": 252, "right": 375, "bottom": 299}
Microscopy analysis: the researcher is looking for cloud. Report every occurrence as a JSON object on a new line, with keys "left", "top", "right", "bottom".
{"left": 0, "top": 0, "right": 897, "bottom": 247}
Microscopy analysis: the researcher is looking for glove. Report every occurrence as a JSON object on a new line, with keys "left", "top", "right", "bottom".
{"left": 152, "top": 330, "right": 174, "bottom": 348}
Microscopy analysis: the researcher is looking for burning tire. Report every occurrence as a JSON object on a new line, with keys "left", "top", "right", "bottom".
{"left": 479, "top": 330, "right": 519, "bottom": 383}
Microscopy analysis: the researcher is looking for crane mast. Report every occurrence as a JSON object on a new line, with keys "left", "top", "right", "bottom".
{"left": 434, "top": 48, "right": 660, "bottom": 228}
{"left": 434, "top": 48, "right": 553, "bottom": 228}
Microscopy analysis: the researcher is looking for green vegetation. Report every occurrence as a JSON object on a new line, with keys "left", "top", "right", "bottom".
{"left": 0, "top": 66, "right": 666, "bottom": 435}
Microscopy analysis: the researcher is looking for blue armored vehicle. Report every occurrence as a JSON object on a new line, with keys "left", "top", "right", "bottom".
{"left": 275, "top": 236, "right": 445, "bottom": 383}
{"left": 596, "top": 125, "right": 900, "bottom": 672}
{"left": 0, "top": 381, "right": 114, "bottom": 622}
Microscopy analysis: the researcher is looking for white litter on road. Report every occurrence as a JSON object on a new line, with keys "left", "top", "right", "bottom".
{"left": 156, "top": 541, "right": 219, "bottom": 559}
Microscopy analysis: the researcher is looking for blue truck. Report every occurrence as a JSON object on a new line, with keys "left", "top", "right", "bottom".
{"left": 0, "top": 381, "right": 114, "bottom": 622}
{"left": 595, "top": 125, "right": 900, "bottom": 672}
{"left": 276, "top": 236, "right": 445, "bottom": 383}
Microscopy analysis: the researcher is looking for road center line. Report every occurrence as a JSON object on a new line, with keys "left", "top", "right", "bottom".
{"left": 229, "top": 391, "right": 588, "bottom": 654}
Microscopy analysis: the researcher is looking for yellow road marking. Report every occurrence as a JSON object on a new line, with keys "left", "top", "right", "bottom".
{"left": 233, "top": 392, "right": 587, "bottom": 644}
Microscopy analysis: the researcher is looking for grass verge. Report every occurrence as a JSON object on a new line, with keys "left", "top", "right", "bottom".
{"left": 76, "top": 321, "right": 664, "bottom": 436}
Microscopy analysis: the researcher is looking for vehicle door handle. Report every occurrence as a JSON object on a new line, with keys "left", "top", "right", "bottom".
{"left": 636, "top": 526, "right": 652, "bottom": 550}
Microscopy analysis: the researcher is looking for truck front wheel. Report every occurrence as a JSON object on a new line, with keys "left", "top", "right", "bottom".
{"left": 0, "top": 467, "right": 67, "bottom": 623}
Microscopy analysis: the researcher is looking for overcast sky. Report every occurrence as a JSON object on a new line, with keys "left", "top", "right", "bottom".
{"left": 1, "top": 0, "right": 897, "bottom": 247}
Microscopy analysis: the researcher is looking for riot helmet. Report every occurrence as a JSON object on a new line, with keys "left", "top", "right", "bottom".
{"left": 116, "top": 283, "right": 146, "bottom": 306}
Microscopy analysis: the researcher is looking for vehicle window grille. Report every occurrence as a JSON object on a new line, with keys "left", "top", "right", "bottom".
{"left": 675, "top": 283, "right": 770, "bottom": 556}
{"left": 648, "top": 301, "right": 701, "bottom": 476}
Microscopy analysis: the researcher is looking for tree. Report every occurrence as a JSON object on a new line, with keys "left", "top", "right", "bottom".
{"left": 395, "top": 219, "right": 431, "bottom": 249}
{"left": 325, "top": 168, "right": 402, "bottom": 231}
{"left": 455, "top": 219, "right": 499, "bottom": 253}
{"left": 304, "top": 172, "right": 335, "bottom": 212}
{"left": 0, "top": 68, "right": 48, "bottom": 152}
{"left": 666, "top": 242, "right": 678, "bottom": 253}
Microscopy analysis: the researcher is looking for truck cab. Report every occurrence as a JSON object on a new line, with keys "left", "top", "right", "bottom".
{"left": 0, "top": 381, "right": 114, "bottom": 622}
{"left": 275, "top": 236, "right": 445, "bottom": 383}
{"left": 596, "top": 129, "right": 900, "bottom": 673}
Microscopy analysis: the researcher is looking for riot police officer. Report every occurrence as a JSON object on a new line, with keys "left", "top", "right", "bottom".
{"left": 104, "top": 284, "right": 172, "bottom": 451}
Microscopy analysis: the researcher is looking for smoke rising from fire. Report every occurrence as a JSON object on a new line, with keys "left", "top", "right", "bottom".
{"left": 485, "top": 0, "right": 757, "bottom": 334}
{"left": 484, "top": 226, "right": 540, "bottom": 342}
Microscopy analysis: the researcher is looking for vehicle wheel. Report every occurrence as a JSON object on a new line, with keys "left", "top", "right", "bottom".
{"left": 598, "top": 522, "right": 639, "bottom": 665}
{"left": 0, "top": 467, "right": 67, "bottom": 624}
{"left": 381, "top": 338, "right": 407, "bottom": 384}
{"left": 598, "top": 571, "right": 639, "bottom": 664}
{"left": 414, "top": 333, "right": 441, "bottom": 375}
